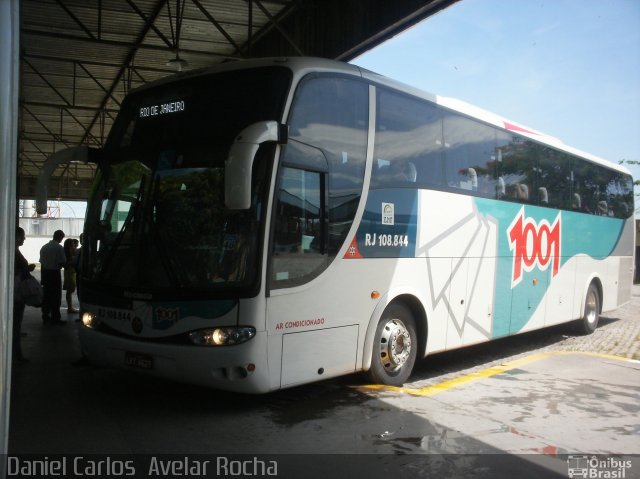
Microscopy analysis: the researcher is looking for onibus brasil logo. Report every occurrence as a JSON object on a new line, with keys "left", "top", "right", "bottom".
{"left": 567, "top": 455, "right": 633, "bottom": 478}
{"left": 507, "top": 207, "right": 561, "bottom": 288}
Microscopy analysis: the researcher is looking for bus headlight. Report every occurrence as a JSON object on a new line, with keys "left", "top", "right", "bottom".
{"left": 81, "top": 312, "right": 100, "bottom": 329}
{"left": 189, "top": 327, "right": 256, "bottom": 346}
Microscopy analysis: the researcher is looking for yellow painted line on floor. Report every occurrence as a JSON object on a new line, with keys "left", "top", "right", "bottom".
{"left": 362, "top": 351, "right": 634, "bottom": 397}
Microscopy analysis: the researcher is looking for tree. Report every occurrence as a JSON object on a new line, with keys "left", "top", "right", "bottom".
{"left": 618, "top": 160, "right": 640, "bottom": 216}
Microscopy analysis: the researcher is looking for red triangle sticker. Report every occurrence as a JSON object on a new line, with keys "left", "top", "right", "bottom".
{"left": 343, "top": 237, "right": 362, "bottom": 259}
{"left": 503, "top": 121, "right": 538, "bottom": 135}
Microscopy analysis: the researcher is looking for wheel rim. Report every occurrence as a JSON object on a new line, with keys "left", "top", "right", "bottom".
{"left": 585, "top": 288, "right": 598, "bottom": 324}
{"left": 378, "top": 318, "right": 412, "bottom": 373}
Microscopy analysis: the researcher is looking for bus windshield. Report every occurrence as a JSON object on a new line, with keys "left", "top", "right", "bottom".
{"left": 82, "top": 67, "right": 291, "bottom": 296}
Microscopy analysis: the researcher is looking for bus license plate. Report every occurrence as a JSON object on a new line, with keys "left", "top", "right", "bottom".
{"left": 124, "top": 351, "right": 154, "bottom": 370}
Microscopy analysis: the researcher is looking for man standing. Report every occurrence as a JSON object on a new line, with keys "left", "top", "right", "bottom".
{"left": 39, "top": 229, "right": 66, "bottom": 324}
{"left": 14, "top": 227, "right": 35, "bottom": 361}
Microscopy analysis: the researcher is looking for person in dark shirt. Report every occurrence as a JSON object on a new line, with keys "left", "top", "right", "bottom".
{"left": 63, "top": 238, "right": 79, "bottom": 313}
{"left": 14, "top": 227, "right": 35, "bottom": 362}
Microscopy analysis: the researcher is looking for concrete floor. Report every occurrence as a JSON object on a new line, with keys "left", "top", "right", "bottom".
{"left": 7, "top": 289, "right": 640, "bottom": 479}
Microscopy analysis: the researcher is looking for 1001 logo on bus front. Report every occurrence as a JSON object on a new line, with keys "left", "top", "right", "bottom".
{"left": 507, "top": 207, "right": 561, "bottom": 287}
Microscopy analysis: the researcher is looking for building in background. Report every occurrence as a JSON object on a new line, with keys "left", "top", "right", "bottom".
{"left": 18, "top": 199, "right": 85, "bottom": 263}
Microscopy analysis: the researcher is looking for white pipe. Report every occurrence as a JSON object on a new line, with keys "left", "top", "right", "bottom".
{"left": 35, "top": 145, "right": 90, "bottom": 215}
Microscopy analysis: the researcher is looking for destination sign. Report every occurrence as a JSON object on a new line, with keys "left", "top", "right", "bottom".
{"left": 139, "top": 100, "right": 185, "bottom": 118}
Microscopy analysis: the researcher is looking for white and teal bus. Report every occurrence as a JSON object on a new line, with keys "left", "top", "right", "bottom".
{"left": 67, "top": 57, "right": 634, "bottom": 393}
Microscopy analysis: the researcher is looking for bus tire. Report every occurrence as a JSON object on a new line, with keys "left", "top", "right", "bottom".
{"left": 367, "top": 303, "right": 417, "bottom": 386}
{"left": 578, "top": 282, "right": 600, "bottom": 335}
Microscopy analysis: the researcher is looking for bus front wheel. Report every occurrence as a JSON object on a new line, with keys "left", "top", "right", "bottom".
{"left": 578, "top": 283, "right": 600, "bottom": 335}
{"left": 367, "top": 303, "right": 417, "bottom": 386}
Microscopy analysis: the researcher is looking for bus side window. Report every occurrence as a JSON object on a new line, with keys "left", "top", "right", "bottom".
{"left": 495, "top": 132, "right": 535, "bottom": 205}
{"left": 441, "top": 110, "right": 497, "bottom": 197}
{"left": 458, "top": 167, "right": 477, "bottom": 191}
{"left": 287, "top": 74, "right": 368, "bottom": 259}
{"left": 372, "top": 88, "right": 443, "bottom": 190}
{"left": 606, "top": 172, "right": 634, "bottom": 219}
{"left": 375, "top": 159, "right": 391, "bottom": 180}
{"left": 270, "top": 166, "right": 329, "bottom": 288}
{"left": 376, "top": 159, "right": 417, "bottom": 185}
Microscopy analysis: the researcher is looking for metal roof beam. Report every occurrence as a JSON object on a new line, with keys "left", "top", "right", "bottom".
{"left": 191, "top": 0, "right": 243, "bottom": 55}
{"left": 54, "top": 0, "right": 97, "bottom": 40}
{"left": 77, "top": 62, "right": 121, "bottom": 108}
{"left": 81, "top": 0, "right": 167, "bottom": 145}
{"left": 19, "top": 154, "right": 44, "bottom": 174}
{"left": 61, "top": 107, "right": 103, "bottom": 146}
{"left": 22, "top": 29, "right": 237, "bottom": 59}
{"left": 22, "top": 105, "right": 71, "bottom": 148}
{"left": 252, "top": 0, "right": 304, "bottom": 56}
{"left": 22, "top": 135, "right": 87, "bottom": 145}
{"left": 23, "top": 57, "right": 72, "bottom": 107}
{"left": 22, "top": 101, "right": 119, "bottom": 114}
{"left": 25, "top": 139, "right": 50, "bottom": 160}
{"left": 125, "top": 0, "right": 175, "bottom": 50}
{"left": 22, "top": 53, "right": 169, "bottom": 75}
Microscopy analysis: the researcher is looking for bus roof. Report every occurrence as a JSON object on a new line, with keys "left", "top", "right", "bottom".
{"left": 130, "top": 57, "right": 632, "bottom": 176}
{"left": 357, "top": 64, "right": 631, "bottom": 176}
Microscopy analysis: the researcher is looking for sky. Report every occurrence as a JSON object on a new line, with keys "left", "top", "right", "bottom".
{"left": 352, "top": 0, "right": 640, "bottom": 213}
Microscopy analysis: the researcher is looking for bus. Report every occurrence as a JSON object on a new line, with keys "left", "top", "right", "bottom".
{"left": 51, "top": 57, "right": 633, "bottom": 393}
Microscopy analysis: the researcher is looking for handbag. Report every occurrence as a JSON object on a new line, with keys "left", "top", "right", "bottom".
{"left": 18, "top": 275, "right": 44, "bottom": 307}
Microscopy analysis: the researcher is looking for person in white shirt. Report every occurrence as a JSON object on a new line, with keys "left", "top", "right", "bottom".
{"left": 39, "top": 230, "right": 66, "bottom": 324}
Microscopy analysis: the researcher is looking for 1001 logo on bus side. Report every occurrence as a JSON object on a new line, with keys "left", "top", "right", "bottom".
{"left": 507, "top": 207, "right": 561, "bottom": 287}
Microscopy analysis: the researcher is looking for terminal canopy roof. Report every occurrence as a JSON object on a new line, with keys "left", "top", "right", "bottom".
{"left": 19, "top": 0, "right": 458, "bottom": 201}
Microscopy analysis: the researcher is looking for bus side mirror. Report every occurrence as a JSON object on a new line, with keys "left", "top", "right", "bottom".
{"left": 35, "top": 145, "right": 101, "bottom": 215}
{"left": 225, "top": 121, "right": 287, "bottom": 210}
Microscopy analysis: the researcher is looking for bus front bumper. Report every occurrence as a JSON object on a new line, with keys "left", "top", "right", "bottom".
{"left": 79, "top": 326, "right": 272, "bottom": 394}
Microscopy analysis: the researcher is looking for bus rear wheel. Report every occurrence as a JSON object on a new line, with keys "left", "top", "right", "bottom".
{"left": 368, "top": 303, "right": 417, "bottom": 386}
{"left": 578, "top": 283, "right": 600, "bottom": 335}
